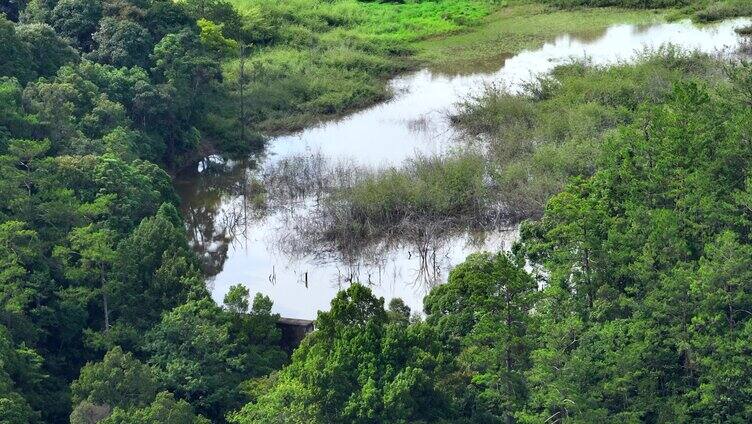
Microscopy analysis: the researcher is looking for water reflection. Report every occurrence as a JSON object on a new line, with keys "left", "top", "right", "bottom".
{"left": 175, "top": 157, "right": 256, "bottom": 278}
{"left": 176, "top": 18, "right": 752, "bottom": 318}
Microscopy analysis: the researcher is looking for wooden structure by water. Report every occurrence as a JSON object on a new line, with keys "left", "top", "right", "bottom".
{"left": 277, "top": 317, "right": 315, "bottom": 354}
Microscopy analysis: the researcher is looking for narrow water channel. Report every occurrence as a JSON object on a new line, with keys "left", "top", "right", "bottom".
{"left": 176, "top": 18, "right": 751, "bottom": 319}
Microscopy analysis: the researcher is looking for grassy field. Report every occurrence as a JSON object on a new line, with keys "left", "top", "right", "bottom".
{"left": 221, "top": 0, "right": 745, "bottom": 134}
{"left": 223, "top": 0, "right": 496, "bottom": 132}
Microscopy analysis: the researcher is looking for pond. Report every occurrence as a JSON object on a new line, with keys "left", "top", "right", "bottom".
{"left": 175, "top": 17, "right": 751, "bottom": 319}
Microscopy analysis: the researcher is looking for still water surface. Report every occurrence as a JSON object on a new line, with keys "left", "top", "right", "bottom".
{"left": 176, "top": 18, "right": 751, "bottom": 319}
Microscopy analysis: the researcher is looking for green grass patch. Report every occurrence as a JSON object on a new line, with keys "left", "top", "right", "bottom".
{"left": 693, "top": 0, "right": 752, "bottom": 22}
{"left": 416, "top": 3, "right": 664, "bottom": 73}
{"left": 451, "top": 48, "right": 728, "bottom": 218}
{"left": 308, "top": 153, "right": 496, "bottom": 254}
{"left": 222, "top": 0, "right": 497, "bottom": 132}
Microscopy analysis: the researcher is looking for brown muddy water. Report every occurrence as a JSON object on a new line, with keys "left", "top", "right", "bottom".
{"left": 175, "top": 18, "right": 752, "bottom": 318}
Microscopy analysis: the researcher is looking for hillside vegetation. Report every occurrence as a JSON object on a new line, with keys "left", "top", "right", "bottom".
{"left": 0, "top": 0, "right": 751, "bottom": 423}
{"left": 233, "top": 56, "right": 752, "bottom": 424}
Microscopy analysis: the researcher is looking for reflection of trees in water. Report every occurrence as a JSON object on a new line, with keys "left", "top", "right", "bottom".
{"left": 174, "top": 153, "right": 341, "bottom": 278}
{"left": 272, "top": 205, "right": 507, "bottom": 291}
{"left": 175, "top": 157, "right": 263, "bottom": 278}
{"left": 263, "top": 153, "right": 514, "bottom": 290}
{"left": 176, "top": 151, "right": 516, "bottom": 290}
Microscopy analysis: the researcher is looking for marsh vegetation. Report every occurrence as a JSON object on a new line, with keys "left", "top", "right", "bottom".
{"left": 268, "top": 48, "right": 744, "bottom": 265}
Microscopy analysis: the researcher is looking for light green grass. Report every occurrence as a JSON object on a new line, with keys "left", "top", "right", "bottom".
{"left": 222, "top": 0, "right": 496, "bottom": 132}
{"left": 416, "top": 3, "right": 665, "bottom": 73}
{"left": 221, "top": 0, "right": 672, "bottom": 133}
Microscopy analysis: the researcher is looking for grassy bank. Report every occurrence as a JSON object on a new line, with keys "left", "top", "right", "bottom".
{"left": 219, "top": 0, "right": 748, "bottom": 134}
{"left": 220, "top": 1, "right": 664, "bottom": 133}
{"left": 416, "top": 3, "right": 663, "bottom": 73}
{"left": 309, "top": 49, "right": 736, "bottom": 251}
{"left": 223, "top": 0, "right": 496, "bottom": 132}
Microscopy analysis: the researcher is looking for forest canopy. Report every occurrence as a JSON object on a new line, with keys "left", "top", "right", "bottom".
{"left": 1, "top": 0, "right": 752, "bottom": 423}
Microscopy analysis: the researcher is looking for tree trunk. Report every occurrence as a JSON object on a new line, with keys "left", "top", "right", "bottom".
{"left": 238, "top": 43, "right": 248, "bottom": 146}
{"left": 101, "top": 265, "right": 110, "bottom": 333}
{"left": 103, "top": 291, "right": 110, "bottom": 333}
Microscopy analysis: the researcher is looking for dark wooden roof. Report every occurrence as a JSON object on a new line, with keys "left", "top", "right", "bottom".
{"left": 277, "top": 317, "right": 315, "bottom": 327}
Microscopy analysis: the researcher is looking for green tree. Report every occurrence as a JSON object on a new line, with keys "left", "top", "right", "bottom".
{"left": 151, "top": 29, "right": 220, "bottom": 165}
{"left": 687, "top": 231, "right": 752, "bottom": 422}
{"left": 425, "top": 253, "right": 538, "bottom": 424}
{"left": 387, "top": 298, "right": 411, "bottom": 325}
{"left": 0, "top": 324, "right": 46, "bottom": 424}
{"left": 223, "top": 284, "right": 250, "bottom": 313}
{"left": 101, "top": 392, "right": 210, "bottom": 424}
{"left": 197, "top": 18, "right": 237, "bottom": 58}
{"left": 233, "top": 284, "right": 448, "bottom": 424}
{"left": 0, "top": 221, "right": 47, "bottom": 314}
{"left": 142, "top": 0, "right": 194, "bottom": 42}
{"left": 225, "top": 292, "right": 286, "bottom": 379}
{"left": 0, "top": 16, "right": 34, "bottom": 83}
{"left": 89, "top": 18, "right": 153, "bottom": 68}
{"left": 519, "top": 81, "right": 752, "bottom": 422}
{"left": 50, "top": 0, "right": 102, "bottom": 51}
{"left": 54, "top": 224, "right": 117, "bottom": 333}
{"left": 0, "top": 78, "right": 34, "bottom": 144}
{"left": 70, "top": 346, "right": 157, "bottom": 411}
{"left": 112, "top": 203, "right": 203, "bottom": 329}
{"left": 182, "top": 0, "right": 245, "bottom": 41}
{"left": 146, "top": 296, "right": 284, "bottom": 421}
{"left": 16, "top": 23, "right": 77, "bottom": 78}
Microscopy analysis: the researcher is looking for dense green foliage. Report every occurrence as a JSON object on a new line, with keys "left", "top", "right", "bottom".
{"left": 516, "top": 72, "right": 752, "bottom": 422}
{"left": 2, "top": 0, "right": 751, "bottom": 422}
{"left": 99, "top": 392, "right": 209, "bottom": 424}
{"left": 0, "top": 0, "right": 285, "bottom": 421}
{"left": 231, "top": 283, "right": 449, "bottom": 423}
{"left": 145, "top": 294, "right": 285, "bottom": 419}
{"left": 236, "top": 60, "right": 752, "bottom": 423}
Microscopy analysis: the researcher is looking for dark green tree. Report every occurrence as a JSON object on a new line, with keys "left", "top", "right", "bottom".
{"left": 0, "top": 324, "right": 46, "bottom": 424}
{"left": 89, "top": 17, "right": 153, "bottom": 68}
{"left": 16, "top": 23, "right": 77, "bottom": 78}
{"left": 146, "top": 295, "right": 284, "bottom": 421}
{"left": 101, "top": 391, "right": 210, "bottom": 424}
{"left": 424, "top": 253, "right": 538, "bottom": 424}
{"left": 687, "top": 231, "right": 752, "bottom": 422}
{"left": 50, "top": 0, "right": 102, "bottom": 51}
{"left": 0, "top": 16, "right": 34, "bottom": 83}
{"left": 232, "top": 284, "right": 448, "bottom": 424}
{"left": 0, "top": 0, "right": 27, "bottom": 21}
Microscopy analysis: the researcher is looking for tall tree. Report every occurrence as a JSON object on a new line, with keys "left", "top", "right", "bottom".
{"left": 54, "top": 224, "right": 117, "bottom": 333}
{"left": 232, "top": 284, "right": 449, "bottom": 424}
{"left": 70, "top": 346, "right": 157, "bottom": 412}
{"left": 89, "top": 17, "right": 153, "bottom": 68}
{"left": 0, "top": 16, "right": 34, "bottom": 83}
{"left": 16, "top": 23, "right": 77, "bottom": 78}
{"left": 424, "top": 252, "right": 538, "bottom": 424}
